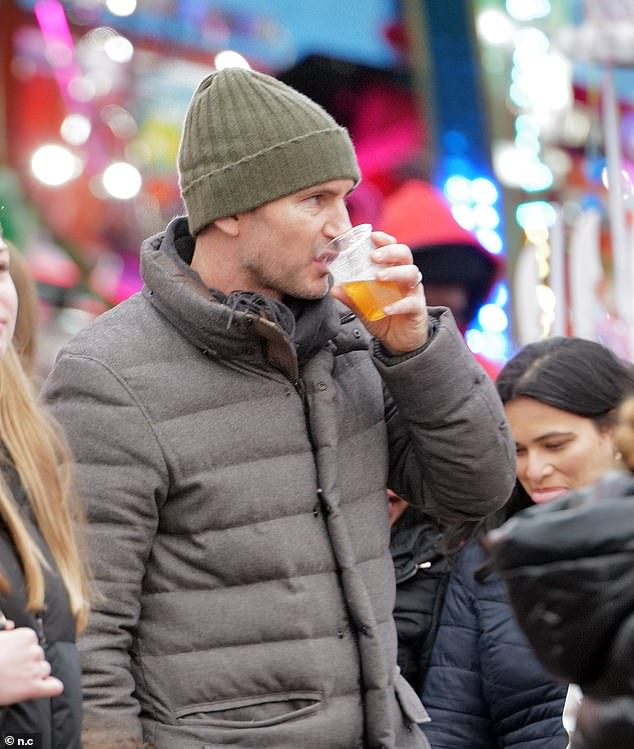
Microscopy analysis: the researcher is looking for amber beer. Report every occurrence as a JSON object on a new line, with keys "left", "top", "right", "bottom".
{"left": 340, "top": 279, "right": 403, "bottom": 321}
{"left": 328, "top": 224, "right": 406, "bottom": 321}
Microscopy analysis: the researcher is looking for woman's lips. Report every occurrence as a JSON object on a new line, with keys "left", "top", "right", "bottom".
{"left": 531, "top": 488, "right": 568, "bottom": 504}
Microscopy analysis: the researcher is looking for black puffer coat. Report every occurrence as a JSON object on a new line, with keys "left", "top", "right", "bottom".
{"left": 488, "top": 470, "right": 634, "bottom": 748}
{"left": 390, "top": 508, "right": 453, "bottom": 695}
{"left": 0, "top": 457, "right": 82, "bottom": 749}
{"left": 421, "top": 539, "right": 567, "bottom": 748}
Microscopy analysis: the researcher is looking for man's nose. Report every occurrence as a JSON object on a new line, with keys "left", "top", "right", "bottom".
{"left": 324, "top": 202, "right": 352, "bottom": 240}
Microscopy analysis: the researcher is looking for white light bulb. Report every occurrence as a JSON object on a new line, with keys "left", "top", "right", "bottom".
{"left": 102, "top": 162, "right": 142, "bottom": 199}
{"left": 31, "top": 144, "right": 82, "bottom": 186}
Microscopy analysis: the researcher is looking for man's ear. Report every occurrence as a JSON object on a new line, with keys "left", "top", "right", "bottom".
{"left": 213, "top": 215, "right": 240, "bottom": 237}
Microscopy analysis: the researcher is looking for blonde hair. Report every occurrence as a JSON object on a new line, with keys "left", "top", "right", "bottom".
{"left": 616, "top": 396, "right": 634, "bottom": 473}
{"left": 0, "top": 344, "right": 90, "bottom": 631}
{"left": 7, "top": 242, "right": 39, "bottom": 377}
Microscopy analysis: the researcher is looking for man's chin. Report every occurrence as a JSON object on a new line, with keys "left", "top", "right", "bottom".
{"left": 291, "top": 281, "right": 331, "bottom": 301}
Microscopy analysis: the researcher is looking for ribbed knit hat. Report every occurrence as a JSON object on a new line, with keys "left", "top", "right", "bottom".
{"left": 177, "top": 67, "right": 361, "bottom": 236}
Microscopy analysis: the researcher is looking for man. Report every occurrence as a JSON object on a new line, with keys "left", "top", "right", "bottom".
{"left": 43, "top": 67, "right": 514, "bottom": 749}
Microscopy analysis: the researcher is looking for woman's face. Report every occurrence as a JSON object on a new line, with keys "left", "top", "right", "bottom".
{"left": 505, "top": 396, "right": 617, "bottom": 504}
{"left": 0, "top": 238, "right": 18, "bottom": 359}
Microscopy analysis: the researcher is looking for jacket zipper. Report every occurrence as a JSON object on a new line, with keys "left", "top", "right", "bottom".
{"left": 293, "top": 377, "right": 309, "bottom": 416}
{"left": 396, "top": 559, "right": 435, "bottom": 585}
{"left": 35, "top": 613, "right": 48, "bottom": 651}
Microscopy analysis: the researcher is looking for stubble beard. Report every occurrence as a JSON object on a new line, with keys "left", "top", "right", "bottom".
{"left": 247, "top": 259, "right": 330, "bottom": 302}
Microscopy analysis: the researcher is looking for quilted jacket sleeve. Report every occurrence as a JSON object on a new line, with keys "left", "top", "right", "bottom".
{"left": 43, "top": 352, "right": 169, "bottom": 746}
{"left": 421, "top": 541, "right": 568, "bottom": 749}
{"left": 374, "top": 307, "right": 515, "bottom": 524}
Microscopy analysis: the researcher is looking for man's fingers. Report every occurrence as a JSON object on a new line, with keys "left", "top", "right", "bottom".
{"left": 376, "top": 265, "right": 423, "bottom": 290}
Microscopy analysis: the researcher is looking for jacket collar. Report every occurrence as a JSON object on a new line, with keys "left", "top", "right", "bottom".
{"left": 140, "top": 217, "right": 350, "bottom": 375}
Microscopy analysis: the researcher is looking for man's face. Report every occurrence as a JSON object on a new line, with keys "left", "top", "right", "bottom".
{"left": 234, "top": 179, "right": 354, "bottom": 301}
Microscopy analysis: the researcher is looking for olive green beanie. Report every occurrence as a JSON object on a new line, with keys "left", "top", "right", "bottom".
{"left": 177, "top": 67, "right": 361, "bottom": 236}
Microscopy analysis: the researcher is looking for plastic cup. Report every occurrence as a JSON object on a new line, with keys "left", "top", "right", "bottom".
{"left": 327, "top": 224, "right": 403, "bottom": 321}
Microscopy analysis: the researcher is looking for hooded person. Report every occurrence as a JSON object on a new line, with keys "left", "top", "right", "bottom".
{"left": 379, "top": 179, "right": 502, "bottom": 379}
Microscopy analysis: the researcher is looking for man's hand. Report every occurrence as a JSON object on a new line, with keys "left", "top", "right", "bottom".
{"left": 0, "top": 625, "right": 64, "bottom": 705}
{"left": 331, "top": 231, "right": 429, "bottom": 354}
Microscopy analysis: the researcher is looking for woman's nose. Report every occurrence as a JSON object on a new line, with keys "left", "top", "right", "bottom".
{"left": 524, "top": 451, "right": 554, "bottom": 482}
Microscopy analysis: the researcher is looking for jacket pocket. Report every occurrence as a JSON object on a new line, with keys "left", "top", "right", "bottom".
{"left": 394, "top": 671, "right": 429, "bottom": 725}
{"left": 175, "top": 690, "right": 323, "bottom": 729}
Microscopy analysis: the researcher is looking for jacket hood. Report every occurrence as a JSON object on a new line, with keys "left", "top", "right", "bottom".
{"left": 487, "top": 470, "right": 634, "bottom": 687}
{"left": 378, "top": 180, "right": 502, "bottom": 326}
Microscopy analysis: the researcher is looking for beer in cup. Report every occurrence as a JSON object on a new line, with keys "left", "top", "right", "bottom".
{"left": 327, "top": 224, "right": 403, "bottom": 321}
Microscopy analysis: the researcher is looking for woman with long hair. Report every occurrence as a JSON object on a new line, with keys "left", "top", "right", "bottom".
{"left": 0, "top": 232, "right": 90, "bottom": 746}
{"left": 421, "top": 336, "right": 634, "bottom": 749}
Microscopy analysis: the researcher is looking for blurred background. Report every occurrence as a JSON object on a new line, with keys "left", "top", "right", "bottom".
{"left": 2, "top": 0, "right": 634, "bottom": 378}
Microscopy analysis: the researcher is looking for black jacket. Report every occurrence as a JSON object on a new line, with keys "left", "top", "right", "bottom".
{"left": 488, "top": 470, "right": 634, "bottom": 748}
{"left": 421, "top": 539, "right": 567, "bottom": 748}
{"left": 0, "top": 456, "right": 82, "bottom": 749}
{"left": 390, "top": 507, "right": 452, "bottom": 695}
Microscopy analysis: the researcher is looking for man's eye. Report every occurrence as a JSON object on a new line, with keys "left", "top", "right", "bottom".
{"left": 545, "top": 442, "right": 566, "bottom": 450}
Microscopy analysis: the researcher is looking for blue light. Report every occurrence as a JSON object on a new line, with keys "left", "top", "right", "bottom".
{"left": 442, "top": 129, "right": 469, "bottom": 153}
{"left": 467, "top": 328, "right": 510, "bottom": 362}
{"left": 517, "top": 162, "right": 554, "bottom": 193}
{"left": 580, "top": 193, "right": 604, "bottom": 212}
{"left": 444, "top": 175, "right": 472, "bottom": 204}
{"left": 473, "top": 204, "right": 501, "bottom": 230}
{"left": 465, "top": 328, "right": 485, "bottom": 354}
{"left": 516, "top": 201, "right": 557, "bottom": 229}
{"left": 446, "top": 158, "right": 475, "bottom": 180}
{"left": 492, "top": 282, "right": 509, "bottom": 307}
{"left": 478, "top": 303, "right": 509, "bottom": 333}
{"left": 475, "top": 228, "right": 504, "bottom": 254}
{"left": 480, "top": 331, "right": 510, "bottom": 362}
{"left": 471, "top": 177, "right": 499, "bottom": 205}
{"left": 451, "top": 204, "right": 476, "bottom": 230}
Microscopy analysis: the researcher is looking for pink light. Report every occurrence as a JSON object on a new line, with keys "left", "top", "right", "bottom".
{"left": 34, "top": 0, "right": 74, "bottom": 49}
{"left": 34, "top": 0, "right": 83, "bottom": 104}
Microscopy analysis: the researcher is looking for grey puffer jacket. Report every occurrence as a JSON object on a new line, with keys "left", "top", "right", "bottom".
{"left": 43, "top": 217, "right": 514, "bottom": 749}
